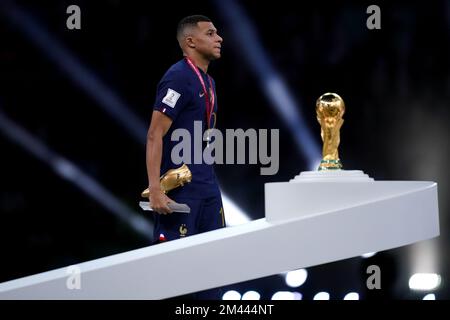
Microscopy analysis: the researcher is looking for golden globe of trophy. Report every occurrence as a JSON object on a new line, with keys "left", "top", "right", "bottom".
{"left": 316, "top": 92, "right": 345, "bottom": 171}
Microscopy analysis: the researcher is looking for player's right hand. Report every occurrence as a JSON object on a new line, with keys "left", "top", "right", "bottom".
{"left": 148, "top": 187, "right": 174, "bottom": 215}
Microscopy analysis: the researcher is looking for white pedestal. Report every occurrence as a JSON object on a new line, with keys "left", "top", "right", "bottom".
{"left": 0, "top": 170, "right": 439, "bottom": 299}
{"left": 290, "top": 170, "right": 373, "bottom": 182}
{"left": 265, "top": 170, "right": 438, "bottom": 223}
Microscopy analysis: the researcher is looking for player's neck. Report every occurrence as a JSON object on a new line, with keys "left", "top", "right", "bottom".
{"left": 185, "top": 53, "right": 209, "bottom": 74}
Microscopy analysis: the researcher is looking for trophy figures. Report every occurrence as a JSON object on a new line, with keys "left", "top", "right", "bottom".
{"left": 316, "top": 92, "right": 345, "bottom": 171}
{"left": 140, "top": 164, "right": 193, "bottom": 213}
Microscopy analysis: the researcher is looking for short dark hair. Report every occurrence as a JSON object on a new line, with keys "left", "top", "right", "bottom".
{"left": 177, "top": 15, "right": 211, "bottom": 41}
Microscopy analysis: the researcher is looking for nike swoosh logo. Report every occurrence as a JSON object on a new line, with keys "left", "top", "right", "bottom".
{"left": 199, "top": 92, "right": 205, "bottom": 97}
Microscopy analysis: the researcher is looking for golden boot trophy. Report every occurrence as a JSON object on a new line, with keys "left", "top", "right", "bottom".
{"left": 139, "top": 164, "right": 193, "bottom": 213}
{"left": 141, "top": 163, "right": 192, "bottom": 197}
{"left": 316, "top": 92, "right": 345, "bottom": 170}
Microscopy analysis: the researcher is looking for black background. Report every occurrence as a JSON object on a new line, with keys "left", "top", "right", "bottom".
{"left": 0, "top": 0, "right": 449, "bottom": 300}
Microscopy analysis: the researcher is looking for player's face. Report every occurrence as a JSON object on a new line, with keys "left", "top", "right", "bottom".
{"left": 193, "top": 21, "right": 223, "bottom": 60}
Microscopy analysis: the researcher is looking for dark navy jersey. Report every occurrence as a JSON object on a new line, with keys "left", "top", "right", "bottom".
{"left": 153, "top": 58, "right": 220, "bottom": 199}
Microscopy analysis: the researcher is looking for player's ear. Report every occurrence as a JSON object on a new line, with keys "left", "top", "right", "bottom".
{"left": 186, "top": 36, "right": 195, "bottom": 48}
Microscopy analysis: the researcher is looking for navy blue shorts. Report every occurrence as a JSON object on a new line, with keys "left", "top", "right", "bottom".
{"left": 152, "top": 193, "right": 225, "bottom": 243}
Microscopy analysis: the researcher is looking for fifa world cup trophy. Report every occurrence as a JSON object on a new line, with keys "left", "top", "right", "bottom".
{"left": 316, "top": 93, "right": 345, "bottom": 170}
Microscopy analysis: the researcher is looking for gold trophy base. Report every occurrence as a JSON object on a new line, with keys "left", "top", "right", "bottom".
{"left": 318, "top": 159, "right": 343, "bottom": 171}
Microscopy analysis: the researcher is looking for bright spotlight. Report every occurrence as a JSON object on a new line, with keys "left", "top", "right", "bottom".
{"left": 361, "top": 252, "right": 377, "bottom": 258}
{"left": 313, "top": 292, "right": 330, "bottom": 300}
{"left": 222, "top": 193, "right": 251, "bottom": 226}
{"left": 292, "top": 292, "right": 303, "bottom": 300}
{"left": 422, "top": 293, "right": 436, "bottom": 300}
{"left": 222, "top": 290, "right": 242, "bottom": 300}
{"left": 242, "top": 291, "right": 261, "bottom": 300}
{"left": 271, "top": 291, "right": 297, "bottom": 300}
{"left": 409, "top": 273, "right": 441, "bottom": 291}
{"left": 285, "top": 269, "right": 308, "bottom": 288}
{"left": 343, "top": 292, "right": 359, "bottom": 300}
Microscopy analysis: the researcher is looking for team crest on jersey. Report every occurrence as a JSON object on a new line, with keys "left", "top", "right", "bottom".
{"left": 179, "top": 224, "right": 188, "bottom": 237}
{"left": 162, "top": 88, "right": 181, "bottom": 108}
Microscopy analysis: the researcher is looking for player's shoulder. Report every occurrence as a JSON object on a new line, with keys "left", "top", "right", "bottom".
{"left": 161, "top": 59, "right": 191, "bottom": 83}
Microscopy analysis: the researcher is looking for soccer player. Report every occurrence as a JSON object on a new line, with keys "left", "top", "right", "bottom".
{"left": 146, "top": 15, "right": 225, "bottom": 244}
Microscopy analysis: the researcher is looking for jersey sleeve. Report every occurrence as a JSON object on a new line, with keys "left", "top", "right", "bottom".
{"left": 153, "top": 71, "right": 190, "bottom": 121}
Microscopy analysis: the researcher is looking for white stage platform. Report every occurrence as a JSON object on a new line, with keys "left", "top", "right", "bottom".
{"left": 0, "top": 171, "right": 440, "bottom": 299}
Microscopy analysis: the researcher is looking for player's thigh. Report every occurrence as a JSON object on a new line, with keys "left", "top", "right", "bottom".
{"left": 198, "top": 195, "right": 225, "bottom": 233}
